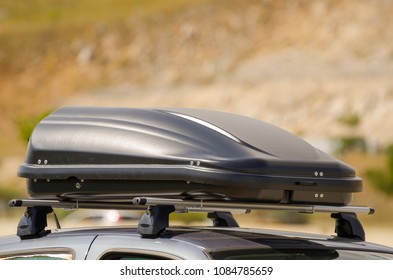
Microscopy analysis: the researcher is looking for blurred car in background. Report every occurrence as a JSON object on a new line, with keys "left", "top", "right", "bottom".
{"left": 61, "top": 210, "right": 141, "bottom": 227}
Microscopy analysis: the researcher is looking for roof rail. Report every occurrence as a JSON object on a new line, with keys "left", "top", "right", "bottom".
{"left": 9, "top": 198, "right": 374, "bottom": 240}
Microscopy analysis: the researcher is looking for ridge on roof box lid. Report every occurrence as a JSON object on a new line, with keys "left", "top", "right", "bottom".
{"left": 17, "top": 107, "right": 362, "bottom": 205}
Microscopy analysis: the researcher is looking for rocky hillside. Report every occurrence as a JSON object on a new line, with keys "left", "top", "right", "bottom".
{"left": 66, "top": 0, "right": 393, "bottom": 148}
{"left": 1, "top": 0, "right": 393, "bottom": 159}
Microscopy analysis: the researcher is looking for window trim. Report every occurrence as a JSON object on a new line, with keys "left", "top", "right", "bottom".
{"left": 98, "top": 248, "right": 182, "bottom": 260}
{"left": 0, "top": 247, "right": 75, "bottom": 260}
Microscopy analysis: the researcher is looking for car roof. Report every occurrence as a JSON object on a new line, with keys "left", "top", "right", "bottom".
{"left": 0, "top": 227, "right": 393, "bottom": 259}
{"left": 99, "top": 226, "right": 393, "bottom": 253}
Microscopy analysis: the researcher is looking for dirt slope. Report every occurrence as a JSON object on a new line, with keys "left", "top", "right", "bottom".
{"left": 1, "top": 0, "right": 393, "bottom": 157}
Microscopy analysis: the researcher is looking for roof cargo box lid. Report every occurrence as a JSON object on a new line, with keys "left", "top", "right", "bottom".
{"left": 18, "top": 107, "right": 362, "bottom": 204}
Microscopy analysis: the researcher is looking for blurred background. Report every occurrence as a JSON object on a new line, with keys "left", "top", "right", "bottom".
{"left": 0, "top": 0, "right": 392, "bottom": 245}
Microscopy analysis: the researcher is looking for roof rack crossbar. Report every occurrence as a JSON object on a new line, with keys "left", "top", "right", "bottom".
{"left": 9, "top": 199, "right": 146, "bottom": 210}
{"left": 10, "top": 198, "right": 375, "bottom": 215}
{"left": 132, "top": 197, "right": 375, "bottom": 215}
{"left": 10, "top": 198, "right": 374, "bottom": 241}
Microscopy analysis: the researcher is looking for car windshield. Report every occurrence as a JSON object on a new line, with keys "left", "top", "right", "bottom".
{"left": 209, "top": 248, "right": 393, "bottom": 260}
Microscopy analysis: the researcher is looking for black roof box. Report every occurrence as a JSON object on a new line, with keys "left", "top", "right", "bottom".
{"left": 18, "top": 107, "right": 362, "bottom": 205}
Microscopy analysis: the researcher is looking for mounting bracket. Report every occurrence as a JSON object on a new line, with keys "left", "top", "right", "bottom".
{"left": 17, "top": 206, "right": 53, "bottom": 239}
{"left": 207, "top": 212, "right": 239, "bottom": 227}
{"left": 137, "top": 205, "right": 175, "bottom": 238}
{"left": 331, "top": 212, "right": 365, "bottom": 241}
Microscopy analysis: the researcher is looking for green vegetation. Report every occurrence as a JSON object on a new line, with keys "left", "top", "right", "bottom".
{"left": 366, "top": 145, "right": 393, "bottom": 196}
{"left": 0, "top": 184, "right": 25, "bottom": 215}
{"left": 334, "top": 136, "right": 367, "bottom": 154}
{"left": 170, "top": 212, "right": 207, "bottom": 225}
{"left": 0, "top": 184, "right": 24, "bottom": 201}
{"left": 338, "top": 113, "right": 361, "bottom": 127}
{"left": 0, "top": 0, "right": 202, "bottom": 33}
{"left": 335, "top": 113, "right": 366, "bottom": 154}
{"left": 15, "top": 110, "right": 51, "bottom": 143}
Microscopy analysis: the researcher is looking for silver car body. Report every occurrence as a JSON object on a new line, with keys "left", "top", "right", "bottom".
{"left": 1, "top": 226, "right": 393, "bottom": 260}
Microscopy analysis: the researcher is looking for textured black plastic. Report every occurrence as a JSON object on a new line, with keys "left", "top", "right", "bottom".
{"left": 18, "top": 107, "right": 362, "bottom": 205}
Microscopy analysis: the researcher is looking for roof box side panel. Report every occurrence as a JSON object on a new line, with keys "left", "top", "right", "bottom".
{"left": 18, "top": 107, "right": 362, "bottom": 205}
{"left": 164, "top": 108, "right": 357, "bottom": 177}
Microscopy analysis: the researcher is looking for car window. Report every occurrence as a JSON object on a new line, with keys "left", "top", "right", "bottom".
{"left": 100, "top": 252, "right": 173, "bottom": 260}
{"left": 1, "top": 253, "right": 73, "bottom": 260}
